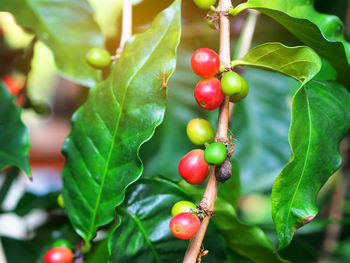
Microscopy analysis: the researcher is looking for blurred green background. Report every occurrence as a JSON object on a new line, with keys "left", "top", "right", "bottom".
{"left": 0, "top": 0, "right": 349, "bottom": 262}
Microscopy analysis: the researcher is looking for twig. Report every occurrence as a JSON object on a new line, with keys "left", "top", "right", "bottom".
{"left": 74, "top": 239, "right": 85, "bottom": 263}
{"left": 183, "top": 1, "right": 232, "bottom": 262}
{"left": 229, "top": 10, "right": 259, "bottom": 121}
{"left": 317, "top": 136, "right": 350, "bottom": 263}
{"left": 114, "top": 0, "right": 132, "bottom": 59}
{"left": 0, "top": 238, "right": 7, "bottom": 263}
{"left": 233, "top": 10, "right": 259, "bottom": 60}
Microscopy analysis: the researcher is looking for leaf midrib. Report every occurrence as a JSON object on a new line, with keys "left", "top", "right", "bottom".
{"left": 285, "top": 87, "right": 312, "bottom": 234}
{"left": 85, "top": 22, "right": 171, "bottom": 243}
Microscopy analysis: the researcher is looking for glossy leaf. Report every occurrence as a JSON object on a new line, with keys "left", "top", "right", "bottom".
{"left": 272, "top": 80, "right": 350, "bottom": 249}
{"left": 233, "top": 0, "right": 350, "bottom": 87}
{"left": 0, "top": 82, "right": 30, "bottom": 177}
{"left": 1, "top": 0, "right": 103, "bottom": 87}
{"left": 231, "top": 42, "right": 322, "bottom": 85}
{"left": 62, "top": 0, "right": 181, "bottom": 246}
{"left": 108, "top": 178, "right": 188, "bottom": 263}
{"left": 108, "top": 178, "right": 229, "bottom": 263}
{"left": 179, "top": 179, "right": 288, "bottom": 263}
{"left": 14, "top": 192, "right": 58, "bottom": 217}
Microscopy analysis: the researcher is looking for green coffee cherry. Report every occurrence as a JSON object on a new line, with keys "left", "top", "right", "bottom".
{"left": 171, "top": 201, "right": 197, "bottom": 216}
{"left": 57, "top": 193, "right": 65, "bottom": 209}
{"left": 86, "top": 47, "right": 111, "bottom": 69}
{"left": 193, "top": 0, "right": 217, "bottom": 10}
{"left": 220, "top": 72, "right": 244, "bottom": 95}
{"left": 204, "top": 142, "right": 227, "bottom": 165}
{"left": 52, "top": 239, "right": 72, "bottom": 249}
{"left": 228, "top": 74, "right": 249, "bottom": 102}
{"left": 206, "top": 11, "right": 217, "bottom": 30}
{"left": 187, "top": 118, "right": 215, "bottom": 146}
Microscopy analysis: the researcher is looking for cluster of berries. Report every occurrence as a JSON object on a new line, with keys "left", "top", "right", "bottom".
{"left": 169, "top": 48, "right": 249, "bottom": 241}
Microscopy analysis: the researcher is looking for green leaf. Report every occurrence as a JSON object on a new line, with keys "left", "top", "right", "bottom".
{"left": 1, "top": 0, "right": 103, "bottom": 87}
{"left": 233, "top": 0, "right": 350, "bottom": 87}
{"left": 231, "top": 42, "right": 322, "bottom": 85}
{"left": 230, "top": 68, "right": 298, "bottom": 193}
{"left": 108, "top": 178, "right": 230, "bottom": 263}
{"left": 14, "top": 192, "right": 58, "bottom": 217}
{"left": 108, "top": 178, "right": 188, "bottom": 263}
{"left": 272, "top": 80, "right": 350, "bottom": 249}
{"left": 214, "top": 202, "right": 288, "bottom": 263}
{"left": 180, "top": 179, "right": 289, "bottom": 263}
{"left": 62, "top": 0, "right": 181, "bottom": 246}
{"left": 0, "top": 82, "right": 30, "bottom": 177}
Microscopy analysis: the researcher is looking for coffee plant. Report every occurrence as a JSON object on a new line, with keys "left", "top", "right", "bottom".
{"left": 0, "top": 0, "right": 350, "bottom": 262}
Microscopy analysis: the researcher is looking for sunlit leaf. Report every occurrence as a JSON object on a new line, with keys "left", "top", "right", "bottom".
{"left": 62, "top": 0, "right": 181, "bottom": 246}
{"left": 231, "top": 42, "right": 321, "bottom": 85}
{"left": 233, "top": 0, "right": 350, "bottom": 86}
{"left": 1, "top": 0, "right": 104, "bottom": 87}
{"left": 272, "top": 80, "right": 350, "bottom": 249}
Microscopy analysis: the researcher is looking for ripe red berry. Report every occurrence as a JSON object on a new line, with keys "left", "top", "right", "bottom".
{"left": 194, "top": 77, "right": 224, "bottom": 110}
{"left": 169, "top": 212, "right": 201, "bottom": 240}
{"left": 43, "top": 247, "right": 73, "bottom": 263}
{"left": 191, "top": 48, "right": 220, "bottom": 78}
{"left": 178, "top": 149, "right": 209, "bottom": 184}
{"left": 2, "top": 74, "right": 23, "bottom": 96}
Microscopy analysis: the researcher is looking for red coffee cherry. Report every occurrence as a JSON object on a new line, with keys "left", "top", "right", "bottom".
{"left": 191, "top": 48, "right": 220, "bottom": 78}
{"left": 43, "top": 247, "right": 73, "bottom": 263}
{"left": 178, "top": 149, "right": 209, "bottom": 184}
{"left": 194, "top": 77, "right": 223, "bottom": 110}
{"left": 169, "top": 212, "right": 201, "bottom": 240}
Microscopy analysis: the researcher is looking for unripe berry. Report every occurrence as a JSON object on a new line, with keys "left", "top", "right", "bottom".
{"left": 193, "top": 0, "right": 217, "bottom": 10}
{"left": 221, "top": 71, "right": 247, "bottom": 96}
{"left": 229, "top": 75, "right": 249, "bottom": 102}
{"left": 52, "top": 239, "right": 72, "bottom": 249}
{"left": 206, "top": 11, "right": 217, "bottom": 29}
{"left": 171, "top": 201, "right": 197, "bottom": 216}
{"left": 186, "top": 118, "right": 215, "bottom": 146}
{"left": 204, "top": 142, "right": 227, "bottom": 165}
{"left": 57, "top": 194, "right": 65, "bottom": 209}
{"left": 86, "top": 47, "right": 111, "bottom": 69}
